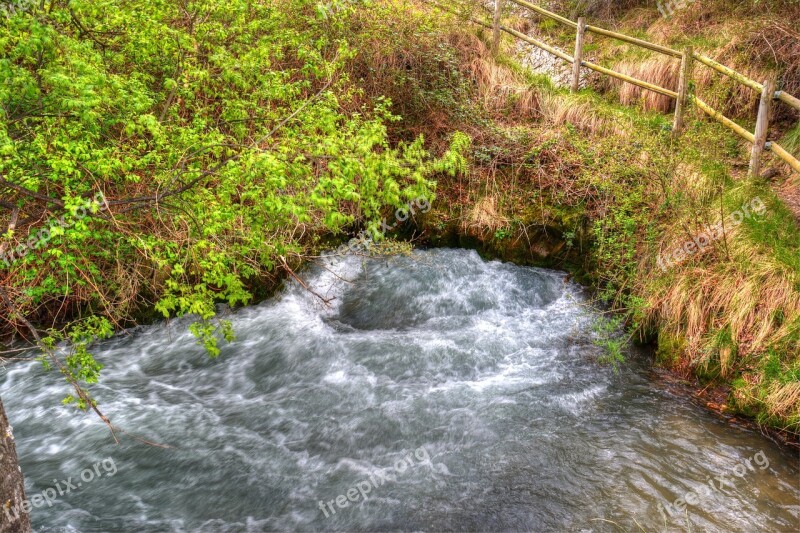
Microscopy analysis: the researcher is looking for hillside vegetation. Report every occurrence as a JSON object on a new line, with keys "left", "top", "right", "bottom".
{"left": 1, "top": 0, "right": 799, "bottom": 437}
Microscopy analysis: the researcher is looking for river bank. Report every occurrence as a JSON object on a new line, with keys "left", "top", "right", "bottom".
{"left": 406, "top": 211, "right": 800, "bottom": 448}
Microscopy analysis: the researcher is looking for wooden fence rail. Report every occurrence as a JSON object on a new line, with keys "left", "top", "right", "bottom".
{"left": 478, "top": 0, "right": 800, "bottom": 176}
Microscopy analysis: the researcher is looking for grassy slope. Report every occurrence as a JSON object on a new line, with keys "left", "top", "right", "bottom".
{"left": 544, "top": 0, "right": 800, "bottom": 436}
{"left": 544, "top": 0, "right": 800, "bottom": 152}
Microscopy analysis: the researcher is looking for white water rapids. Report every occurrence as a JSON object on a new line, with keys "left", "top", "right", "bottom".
{"left": 2, "top": 249, "right": 798, "bottom": 532}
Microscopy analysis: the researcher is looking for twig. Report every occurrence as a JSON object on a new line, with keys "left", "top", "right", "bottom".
{"left": 589, "top": 518, "right": 627, "bottom": 531}
{"left": 0, "top": 207, "right": 19, "bottom": 256}
{"left": 2, "top": 292, "right": 120, "bottom": 442}
{"left": 0, "top": 177, "right": 64, "bottom": 208}
{"left": 0, "top": 287, "right": 123, "bottom": 444}
{"left": 280, "top": 257, "right": 334, "bottom": 306}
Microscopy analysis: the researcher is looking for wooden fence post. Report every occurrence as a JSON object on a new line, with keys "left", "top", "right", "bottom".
{"left": 571, "top": 17, "right": 586, "bottom": 93}
{"left": 749, "top": 79, "right": 776, "bottom": 178}
{"left": 492, "top": 0, "right": 502, "bottom": 56}
{"left": 672, "top": 47, "right": 692, "bottom": 138}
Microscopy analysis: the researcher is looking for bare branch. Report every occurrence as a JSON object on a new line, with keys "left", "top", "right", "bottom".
{"left": 0, "top": 178, "right": 65, "bottom": 208}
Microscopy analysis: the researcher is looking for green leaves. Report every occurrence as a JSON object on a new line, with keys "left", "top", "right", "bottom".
{"left": 0, "top": 0, "right": 468, "bottom": 404}
{"left": 33, "top": 316, "right": 114, "bottom": 410}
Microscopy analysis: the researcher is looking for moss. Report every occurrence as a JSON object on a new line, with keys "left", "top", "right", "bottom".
{"left": 656, "top": 332, "right": 687, "bottom": 367}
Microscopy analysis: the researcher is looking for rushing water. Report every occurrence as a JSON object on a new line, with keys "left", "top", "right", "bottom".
{"left": 2, "top": 249, "right": 799, "bottom": 532}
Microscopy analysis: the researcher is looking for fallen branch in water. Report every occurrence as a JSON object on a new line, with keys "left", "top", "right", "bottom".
{"left": 280, "top": 257, "right": 334, "bottom": 306}
{"left": 0, "top": 286, "right": 174, "bottom": 448}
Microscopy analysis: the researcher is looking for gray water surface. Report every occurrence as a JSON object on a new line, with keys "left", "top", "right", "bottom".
{"left": 3, "top": 248, "right": 799, "bottom": 532}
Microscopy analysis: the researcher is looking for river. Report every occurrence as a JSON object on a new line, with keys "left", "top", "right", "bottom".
{"left": 2, "top": 248, "right": 799, "bottom": 532}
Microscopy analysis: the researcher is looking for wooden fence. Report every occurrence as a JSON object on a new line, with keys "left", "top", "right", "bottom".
{"left": 468, "top": 0, "right": 800, "bottom": 177}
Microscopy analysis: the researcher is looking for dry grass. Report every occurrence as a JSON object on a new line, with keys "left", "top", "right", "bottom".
{"left": 539, "top": 93, "right": 622, "bottom": 136}
{"left": 558, "top": 0, "right": 652, "bottom": 20}
{"left": 765, "top": 381, "right": 800, "bottom": 424}
{"left": 508, "top": 16, "right": 532, "bottom": 34}
{"left": 642, "top": 202, "right": 800, "bottom": 424}
{"left": 671, "top": 163, "right": 717, "bottom": 204}
{"left": 649, "top": 4, "right": 796, "bottom": 121}
{"left": 452, "top": 32, "right": 541, "bottom": 121}
{"left": 466, "top": 195, "right": 509, "bottom": 234}
{"left": 617, "top": 6, "right": 662, "bottom": 30}
{"left": 649, "top": 239, "right": 800, "bottom": 358}
{"left": 468, "top": 56, "right": 542, "bottom": 119}
{"left": 730, "top": 375, "right": 800, "bottom": 433}
{"left": 582, "top": 0, "right": 800, "bottom": 125}
{"left": 610, "top": 58, "right": 679, "bottom": 113}
{"left": 775, "top": 180, "right": 800, "bottom": 223}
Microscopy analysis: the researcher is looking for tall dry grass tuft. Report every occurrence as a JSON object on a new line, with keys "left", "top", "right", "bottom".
{"left": 766, "top": 381, "right": 800, "bottom": 427}
{"left": 644, "top": 218, "right": 800, "bottom": 398}
{"left": 539, "top": 94, "right": 626, "bottom": 136}
{"left": 466, "top": 195, "right": 509, "bottom": 234}
{"left": 451, "top": 32, "right": 541, "bottom": 121}
{"left": 611, "top": 58, "right": 679, "bottom": 113}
